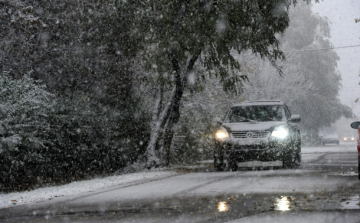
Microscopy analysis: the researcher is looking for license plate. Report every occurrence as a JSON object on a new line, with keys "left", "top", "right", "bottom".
{"left": 238, "top": 138, "right": 267, "bottom": 145}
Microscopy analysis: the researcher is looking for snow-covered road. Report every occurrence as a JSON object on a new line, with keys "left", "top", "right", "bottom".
{"left": 1, "top": 143, "right": 359, "bottom": 223}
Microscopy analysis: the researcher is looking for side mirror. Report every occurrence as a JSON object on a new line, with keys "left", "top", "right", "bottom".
{"left": 289, "top": 114, "right": 301, "bottom": 123}
{"left": 213, "top": 117, "right": 223, "bottom": 125}
{"left": 350, "top": 121, "right": 360, "bottom": 129}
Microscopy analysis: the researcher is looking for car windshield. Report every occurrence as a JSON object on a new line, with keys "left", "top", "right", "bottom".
{"left": 225, "top": 105, "right": 284, "bottom": 123}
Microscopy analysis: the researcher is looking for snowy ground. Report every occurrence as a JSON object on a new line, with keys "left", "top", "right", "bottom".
{"left": 226, "top": 211, "right": 360, "bottom": 223}
{"left": 0, "top": 170, "right": 178, "bottom": 210}
{"left": 302, "top": 143, "right": 356, "bottom": 154}
{"left": 0, "top": 144, "right": 358, "bottom": 213}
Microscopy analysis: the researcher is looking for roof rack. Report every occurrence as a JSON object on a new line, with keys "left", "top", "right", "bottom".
{"left": 232, "top": 100, "right": 284, "bottom": 107}
{"left": 244, "top": 100, "right": 282, "bottom": 103}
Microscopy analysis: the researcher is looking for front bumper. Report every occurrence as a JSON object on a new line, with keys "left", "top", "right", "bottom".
{"left": 214, "top": 140, "right": 291, "bottom": 162}
{"left": 322, "top": 139, "right": 339, "bottom": 144}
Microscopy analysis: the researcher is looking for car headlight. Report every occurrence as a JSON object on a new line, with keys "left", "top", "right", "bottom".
{"left": 215, "top": 127, "right": 229, "bottom": 140}
{"left": 271, "top": 126, "right": 289, "bottom": 140}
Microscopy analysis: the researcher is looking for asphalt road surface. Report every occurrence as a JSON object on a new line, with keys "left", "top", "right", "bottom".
{"left": 1, "top": 143, "right": 360, "bottom": 223}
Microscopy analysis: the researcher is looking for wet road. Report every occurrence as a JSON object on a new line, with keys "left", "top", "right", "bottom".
{"left": 1, "top": 143, "right": 360, "bottom": 223}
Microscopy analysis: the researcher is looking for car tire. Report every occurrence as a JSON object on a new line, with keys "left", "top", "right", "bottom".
{"left": 229, "top": 159, "right": 238, "bottom": 171}
{"left": 294, "top": 148, "right": 301, "bottom": 167}
{"left": 283, "top": 143, "right": 301, "bottom": 169}
{"left": 283, "top": 152, "right": 297, "bottom": 169}
{"left": 214, "top": 154, "right": 226, "bottom": 172}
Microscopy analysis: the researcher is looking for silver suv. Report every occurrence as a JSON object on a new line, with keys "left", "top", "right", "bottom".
{"left": 214, "top": 100, "right": 301, "bottom": 171}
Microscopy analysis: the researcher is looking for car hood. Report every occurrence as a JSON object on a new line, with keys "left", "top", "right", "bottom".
{"left": 222, "top": 121, "right": 286, "bottom": 132}
{"left": 324, "top": 135, "right": 339, "bottom": 139}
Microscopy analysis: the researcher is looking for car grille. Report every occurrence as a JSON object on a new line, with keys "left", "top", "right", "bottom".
{"left": 231, "top": 131, "right": 270, "bottom": 139}
{"left": 232, "top": 144, "right": 268, "bottom": 150}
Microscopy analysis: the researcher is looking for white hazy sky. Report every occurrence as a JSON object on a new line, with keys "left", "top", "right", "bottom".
{"left": 311, "top": 0, "right": 360, "bottom": 116}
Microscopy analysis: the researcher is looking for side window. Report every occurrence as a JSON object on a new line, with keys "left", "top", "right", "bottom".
{"left": 224, "top": 109, "right": 232, "bottom": 123}
{"left": 284, "top": 105, "right": 291, "bottom": 119}
{"left": 224, "top": 108, "right": 236, "bottom": 123}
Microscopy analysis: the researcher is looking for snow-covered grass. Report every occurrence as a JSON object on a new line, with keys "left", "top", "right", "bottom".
{"left": 330, "top": 171, "right": 358, "bottom": 176}
{"left": 340, "top": 195, "right": 360, "bottom": 210}
{"left": 0, "top": 170, "right": 178, "bottom": 210}
{"left": 302, "top": 145, "right": 356, "bottom": 154}
{"left": 1, "top": 145, "right": 357, "bottom": 210}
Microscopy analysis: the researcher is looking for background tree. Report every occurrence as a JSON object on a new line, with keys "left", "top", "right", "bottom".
{"left": 242, "top": 1, "right": 352, "bottom": 142}
{"left": 113, "top": 0, "right": 316, "bottom": 168}
{"left": 0, "top": 0, "right": 150, "bottom": 161}
{"left": 0, "top": 72, "right": 55, "bottom": 191}
{"left": 0, "top": 0, "right": 152, "bottom": 190}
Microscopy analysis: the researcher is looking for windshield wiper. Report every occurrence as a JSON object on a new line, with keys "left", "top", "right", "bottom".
{"left": 240, "top": 118, "right": 257, "bottom": 122}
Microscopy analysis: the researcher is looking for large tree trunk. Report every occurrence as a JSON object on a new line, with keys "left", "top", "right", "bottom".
{"left": 161, "top": 116, "right": 175, "bottom": 166}
{"left": 144, "top": 1, "right": 201, "bottom": 168}
{"left": 161, "top": 50, "right": 202, "bottom": 166}
{"left": 145, "top": 85, "right": 175, "bottom": 168}
{"left": 144, "top": 50, "right": 200, "bottom": 168}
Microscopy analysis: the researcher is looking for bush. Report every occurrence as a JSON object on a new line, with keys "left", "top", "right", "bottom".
{"left": 0, "top": 74, "right": 150, "bottom": 192}
{"left": 170, "top": 111, "right": 215, "bottom": 165}
{"left": 0, "top": 73, "right": 55, "bottom": 191}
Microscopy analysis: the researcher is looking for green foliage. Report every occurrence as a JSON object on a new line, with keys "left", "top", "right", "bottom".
{"left": 170, "top": 76, "right": 247, "bottom": 164}
{"left": 0, "top": 73, "right": 150, "bottom": 192}
{"left": 1, "top": 0, "right": 152, "bottom": 191}
{"left": 170, "top": 109, "right": 215, "bottom": 165}
{"left": 0, "top": 73, "right": 55, "bottom": 191}
{"left": 44, "top": 95, "right": 150, "bottom": 181}
{"left": 0, "top": 0, "right": 326, "bottom": 180}
{"left": 0, "top": 0, "right": 152, "bottom": 155}
{"left": 114, "top": 0, "right": 311, "bottom": 168}
{"left": 114, "top": 0, "right": 304, "bottom": 91}
{"left": 0, "top": 72, "right": 54, "bottom": 149}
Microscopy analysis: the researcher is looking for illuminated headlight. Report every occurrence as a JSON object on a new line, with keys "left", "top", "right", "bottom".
{"left": 351, "top": 137, "right": 355, "bottom": 141}
{"left": 215, "top": 127, "right": 229, "bottom": 140}
{"left": 271, "top": 126, "right": 289, "bottom": 140}
{"left": 344, "top": 137, "right": 347, "bottom": 141}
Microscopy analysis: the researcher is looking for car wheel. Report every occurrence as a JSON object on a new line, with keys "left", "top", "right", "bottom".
{"left": 294, "top": 148, "right": 301, "bottom": 167}
{"left": 283, "top": 152, "right": 295, "bottom": 169}
{"left": 283, "top": 146, "right": 301, "bottom": 169}
{"left": 214, "top": 154, "right": 226, "bottom": 172}
{"left": 229, "top": 159, "right": 238, "bottom": 171}
{"left": 282, "top": 152, "right": 292, "bottom": 169}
